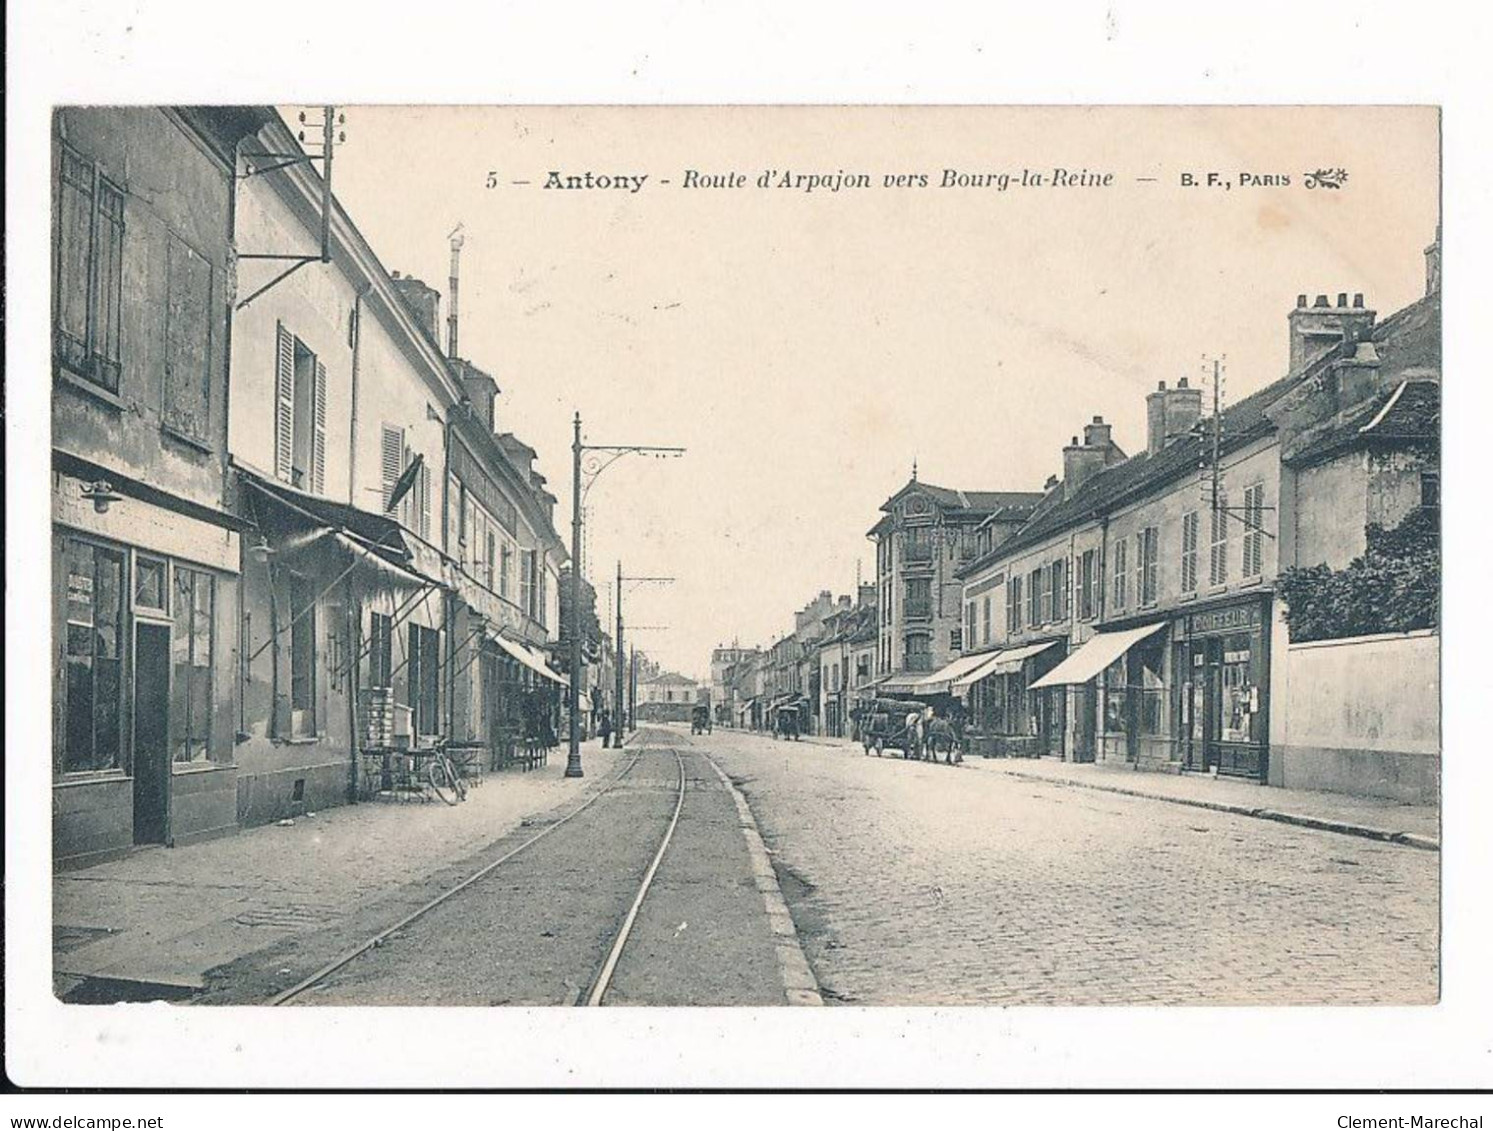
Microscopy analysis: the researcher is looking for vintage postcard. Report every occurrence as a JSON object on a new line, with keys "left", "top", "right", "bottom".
{"left": 40, "top": 105, "right": 1441, "bottom": 1018}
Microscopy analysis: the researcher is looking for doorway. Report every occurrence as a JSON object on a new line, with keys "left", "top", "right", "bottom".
{"left": 132, "top": 621, "right": 171, "bottom": 845}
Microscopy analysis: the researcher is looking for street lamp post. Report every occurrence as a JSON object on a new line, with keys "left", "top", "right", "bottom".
{"left": 564, "top": 413, "right": 684, "bottom": 779}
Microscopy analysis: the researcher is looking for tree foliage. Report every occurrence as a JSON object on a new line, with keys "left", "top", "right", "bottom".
{"left": 1278, "top": 507, "right": 1439, "bottom": 642}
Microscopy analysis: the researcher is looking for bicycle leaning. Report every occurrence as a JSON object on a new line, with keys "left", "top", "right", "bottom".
{"left": 423, "top": 743, "right": 470, "bottom": 806}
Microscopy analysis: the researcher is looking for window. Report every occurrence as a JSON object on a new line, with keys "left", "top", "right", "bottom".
{"left": 381, "top": 425, "right": 405, "bottom": 512}
{"left": 1007, "top": 574, "right": 1023, "bottom": 634}
{"left": 1051, "top": 556, "right": 1068, "bottom": 622}
{"left": 135, "top": 555, "right": 168, "bottom": 612}
{"left": 521, "top": 550, "right": 536, "bottom": 620}
{"left": 1209, "top": 491, "right": 1229, "bottom": 586}
{"left": 1028, "top": 567, "right": 1042, "bottom": 626}
{"left": 1421, "top": 471, "right": 1440, "bottom": 510}
{"left": 1079, "top": 549, "right": 1096, "bottom": 620}
{"left": 172, "top": 567, "right": 215, "bottom": 762}
{"left": 287, "top": 572, "right": 317, "bottom": 734}
{"left": 905, "top": 577, "right": 931, "bottom": 617}
{"left": 368, "top": 612, "right": 393, "bottom": 688}
{"left": 1242, "top": 484, "right": 1264, "bottom": 579}
{"left": 981, "top": 595, "right": 992, "bottom": 645}
{"left": 950, "top": 627, "right": 963, "bottom": 653}
{"left": 485, "top": 529, "right": 497, "bottom": 591}
{"left": 966, "top": 601, "right": 977, "bottom": 647}
{"left": 904, "top": 634, "right": 931, "bottom": 672}
{"left": 408, "top": 623, "right": 441, "bottom": 737}
{"left": 537, "top": 564, "right": 548, "bottom": 628}
{"left": 162, "top": 234, "right": 214, "bottom": 445}
{"left": 1137, "top": 527, "right": 1159, "bottom": 607}
{"left": 59, "top": 539, "right": 125, "bottom": 773}
{"left": 276, "top": 326, "right": 327, "bottom": 494}
{"left": 55, "top": 143, "right": 124, "bottom": 393}
{"left": 1181, "top": 511, "right": 1200, "bottom": 594}
{"left": 500, "top": 540, "right": 514, "bottom": 600}
{"left": 1113, "top": 539, "right": 1128, "bottom": 611}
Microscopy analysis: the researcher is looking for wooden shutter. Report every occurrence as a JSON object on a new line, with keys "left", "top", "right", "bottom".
{"left": 381, "top": 425, "right": 404, "bottom": 512}
{"left": 312, "top": 359, "right": 327, "bottom": 495}
{"left": 419, "top": 461, "right": 432, "bottom": 540}
{"left": 274, "top": 323, "right": 295, "bottom": 482}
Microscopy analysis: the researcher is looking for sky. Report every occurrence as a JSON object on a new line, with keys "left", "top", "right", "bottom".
{"left": 327, "top": 106, "right": 1439, "bottom": 681}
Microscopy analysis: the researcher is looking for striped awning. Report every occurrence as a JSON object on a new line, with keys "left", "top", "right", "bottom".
{"left": 913, "top": 651, "right": 1003, "bottom": 695}
{"left": 1029, "top": 623, "right": 1167, "bottom": 689}
{"left": 952, "top": 639, "right": 1064, "bottom": 692}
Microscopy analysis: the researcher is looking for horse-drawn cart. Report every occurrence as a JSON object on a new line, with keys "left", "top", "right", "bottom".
{"left": 862, "top": 697, "right": 927, "bottom": 759}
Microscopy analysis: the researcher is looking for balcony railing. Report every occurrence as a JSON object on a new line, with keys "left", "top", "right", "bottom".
{"left": 904, "top": 598, "right": 933, "bottom": 620}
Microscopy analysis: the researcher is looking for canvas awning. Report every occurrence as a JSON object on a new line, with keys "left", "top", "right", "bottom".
{"left": 914, "top": 651, "right": 1001, "bottom": 695}
{"left": 952, "top": 640, "right": 1064, "bottom": 692}
{"left": 494, "top": 634, "right": 568, "bottom": 687}
{"left": 1029, "top": 623, "right": 1168, "bottom": 689}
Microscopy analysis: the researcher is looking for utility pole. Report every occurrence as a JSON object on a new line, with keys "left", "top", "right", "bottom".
{"left": 564, "top": 416, "right": 685, "bottom": 778}
{"left": 616, "top": 561, "right": 625, "bottom": 736}
{"left": 567, "top": 413, "right": 584, "bottom": 777}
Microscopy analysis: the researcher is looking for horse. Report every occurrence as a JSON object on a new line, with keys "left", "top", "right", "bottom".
{"left": 926, "top": 715, "right": 961, "bottom": 764}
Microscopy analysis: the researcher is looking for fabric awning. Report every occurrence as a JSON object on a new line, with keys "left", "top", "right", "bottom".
{"left": 1029, "top": 623, "right": 1168, "bottom": 689}
{"left": 952, "top": 639, "right": 1064, "bottom": 692}
{"left": 495, "top": 635, "right": 568, "bottom": 687}
{"left": 914, "top": 651, "right": 1001, "bottom": 695}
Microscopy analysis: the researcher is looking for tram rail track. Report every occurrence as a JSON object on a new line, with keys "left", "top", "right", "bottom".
{"left": 266, "top": 737, "right": 688, "bottom": 1008}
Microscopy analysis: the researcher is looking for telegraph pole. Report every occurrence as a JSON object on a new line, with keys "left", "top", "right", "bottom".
{"left": 616, "top": 562, "right": 625, "bottom": 736}
{"left": 567, "top": 413, "right": 584, "bottom": 777}
{"left": 564, "top": 416, "right": 684, "bottom": 778}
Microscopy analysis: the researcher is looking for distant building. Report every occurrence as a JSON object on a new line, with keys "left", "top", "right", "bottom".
{"left": 636, "top": 671, "right": 704, "bottom": 723}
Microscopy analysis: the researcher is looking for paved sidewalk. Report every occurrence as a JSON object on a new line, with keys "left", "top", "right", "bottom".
{"left": 54, "top": 744, "right": 629, "bottom": 999}
{"left": 733, "top": 727, "right": 1440, "bottom": 850}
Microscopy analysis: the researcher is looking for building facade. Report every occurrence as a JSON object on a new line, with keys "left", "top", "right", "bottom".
{"left": 52, "top": 106, "right": 268, "bottom": 864}
{"left": 869, "top": 480, "right": 1044, "bottom": 693}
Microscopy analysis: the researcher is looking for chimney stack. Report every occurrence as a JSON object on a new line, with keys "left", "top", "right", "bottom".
{"left": 1063, "top": 420, "right": 1114, "bottom": 497}
{"left": 1288, "top": 291, "right": 1376, "bottom": 373}
{"left": 1146, "top": 379, "right": 1203, "bottom": 456}
{"left": 390, "top": 273, "right": 442, "bottom": 345}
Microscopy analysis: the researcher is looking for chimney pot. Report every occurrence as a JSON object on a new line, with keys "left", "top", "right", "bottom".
{"left": 1157, "top": 380, "right": 1167, "bottom": 391}
{"left": 1337, "top": 292, "right": 1348, "bottom": 307}
{"left": 1092, "top": 415, "right": 1103, "bottom": 424}
{"left": 1071, "top": 436, "right": 1079, "bottom": 446}
{"left": 1353, "top": 293, "right": 1364, "bottom": 308}
{"left": 1297, "top": 294, "right": 1308, "bottom": 308}
{"left": 1314, "top": 294, "right": 1330, "bottom": 307}
{"left": 1178, "top": 376, "right": 1189, "bottom": 388}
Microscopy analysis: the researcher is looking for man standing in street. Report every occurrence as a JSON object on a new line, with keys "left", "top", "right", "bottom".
{"left": 599, "top": 708, "right": 613, "bottom": 748}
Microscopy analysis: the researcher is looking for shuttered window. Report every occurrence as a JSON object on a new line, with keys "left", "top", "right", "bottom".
{"left": 1210, "top": 491, "right": 1229, "bottom": 586}
{"left": 274, "top": 324, "right": 296, "bottom": 482}
{"left": 418, "top": 460, "right": 432, "bottom": 540}
{"left": 1181, "top": 511, "right": 1200, "bottom": 593}
{"left": 381, "top": 425, "right": 405, "bottom": 512}
{"left": 312, "top": 360, "right": 327, "bottom": 495}
{"left": 1112, "top": 539, "right": 1128, "bottom": 611}
{"left": 1242, "top": 484, "right": 1264, "bottom": 578}
{"left": 162, "top": 234, "right": 214, "bottom": 445}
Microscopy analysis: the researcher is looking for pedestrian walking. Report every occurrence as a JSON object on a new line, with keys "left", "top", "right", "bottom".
{"left": 598, "top": 708, "right": 613, "bottom": 748}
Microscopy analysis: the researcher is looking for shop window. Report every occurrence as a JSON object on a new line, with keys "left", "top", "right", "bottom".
{"left": 162, "top": 234, "right": 214, "bottom": 445}
{"left": 1133, "top": 634, "right": 1167, "bottom": 736}
{"left": 172, "top": 567, "right": 216, "bottom": 762}
{"left": 59, "top": 539, "right": 125, "bottom": 774}
{"left": 287, "top": 573, "right": 317, "bottom": 735}
{"left": 55, "top": 143, "right": 124, "bottom": 393}
{"left": 134, "top": 555, "right": 168, "bottom": 613}
{"left": 1101, "top": 658, "right": 1127, "bottom": 735}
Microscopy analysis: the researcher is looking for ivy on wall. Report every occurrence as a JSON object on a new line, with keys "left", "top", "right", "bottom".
{"left": 1278, "top": 507, "right": 1439, "bottom": 642}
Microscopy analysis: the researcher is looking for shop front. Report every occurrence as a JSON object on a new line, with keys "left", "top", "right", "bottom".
{"left": 1173, "top": 596, "right": 1272, "bottom": 782}
{"left": 1030, "top": 622, "right": 1170, "bottom": 767}
{"left": 955, "top": 639, "right": 1065, "bottom": 759}
{"left": 53, "top": 473, "right": 242, "bottom": 865}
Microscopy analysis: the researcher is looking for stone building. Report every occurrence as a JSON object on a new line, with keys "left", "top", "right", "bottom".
{"left": 954, "top": 273, "right": 1439, "bottom": 800}
{"left": 51, "top": 107, "right": 269, "bottom": 864}
{"left": 868, "top": 478, "right": 1044, "bottom": 694}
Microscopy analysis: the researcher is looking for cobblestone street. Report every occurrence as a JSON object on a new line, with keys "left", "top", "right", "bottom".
{"left": 702, "top": 726, "right": 1438, "bottom": 1006}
